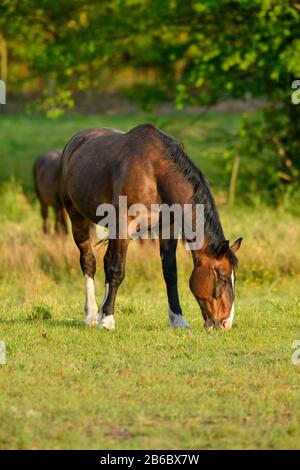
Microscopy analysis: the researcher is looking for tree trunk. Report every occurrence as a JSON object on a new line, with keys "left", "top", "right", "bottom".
{"left": 0, "top": 34, "right": 7, "bottom": 82}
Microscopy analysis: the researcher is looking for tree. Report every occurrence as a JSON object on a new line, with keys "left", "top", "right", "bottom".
{"left": 125, "top": 0, "right": 300, "bottom": 192}
{"left": 1, "top": 0, "right": 300, "bottom": 194}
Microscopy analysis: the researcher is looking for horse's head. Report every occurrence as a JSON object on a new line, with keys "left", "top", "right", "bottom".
{"left": 190, "top": 238, "right": 242, "bottom": 330}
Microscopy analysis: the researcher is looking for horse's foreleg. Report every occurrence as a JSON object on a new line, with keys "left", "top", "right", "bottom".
{"left": 99, "top": 239, "right": 128, "bottom": 330}
{"left": 160, "top": 238, "right": 190, "bottom": 328}
{"left": 72, "top": 214, "right": 98, "bottom": 326}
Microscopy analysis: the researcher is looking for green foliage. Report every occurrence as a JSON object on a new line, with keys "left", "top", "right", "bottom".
{"left": 2, "top": 1, "right": 300, "bottom": 105}
{"left": 122, "top": 83, "right": 171, "bottom": 111}
{"left": 31, "top": 89, "right": 75, "bottom": 119}
{"left": 238, "top": 105, "right": 300, "bottom": 194}
{"left": 1, "top": 0, "right": 300, "bottom": 192}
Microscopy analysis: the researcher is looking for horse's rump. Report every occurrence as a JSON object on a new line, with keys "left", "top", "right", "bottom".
{"left": 33, "top": 149, "right": 62, "bottom": 207}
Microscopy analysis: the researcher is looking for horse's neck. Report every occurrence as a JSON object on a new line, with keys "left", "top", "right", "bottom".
{"left": 161, "top": 168, "right": 225, "bottom": 251}
{"left": 161, "top": 172, "right": 194, "bottom": 207}
{"left": 179, "top": 188, "right": 225, "bottom": 254}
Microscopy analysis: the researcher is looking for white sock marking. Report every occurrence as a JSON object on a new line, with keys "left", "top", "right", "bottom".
{"left": 99, "top": 313, "right": 115, "bottom": 331}
{"left": 223, "top": 270, "right": 235, "bottom": 329}
{"left": 98, "top": 283, "right": 115, "bottom": 330}
{"left": 229, "top": 270, "right": 235, "bottom": 322}
{"left": 84, "top": 275, "right": 99, "bottom": 326}
{"left": 168, "top": 306, "right": 190, "bottom": 328}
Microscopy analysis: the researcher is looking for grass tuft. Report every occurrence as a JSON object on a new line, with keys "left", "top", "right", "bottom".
{"left": 27, "top": 304, "right": 52, "bottom": 321}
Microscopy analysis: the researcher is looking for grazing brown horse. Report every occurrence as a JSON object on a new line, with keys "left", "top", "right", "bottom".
{"left": 33, "top": 149, "right": 68, "bottom": 235}
{"left": 60, "top": 124, "right": 242, "bottom": 331}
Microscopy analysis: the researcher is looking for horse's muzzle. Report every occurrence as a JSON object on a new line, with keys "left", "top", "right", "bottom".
{"left": 204, "top": 318, "right": 233, "bottom": 331}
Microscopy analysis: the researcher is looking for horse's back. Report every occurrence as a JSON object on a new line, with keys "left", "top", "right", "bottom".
{"left": 62, "top": 127, "right": 125, "bottom": 165}
{"left": 62, "top": 124, "right": 164, "bottom": 167}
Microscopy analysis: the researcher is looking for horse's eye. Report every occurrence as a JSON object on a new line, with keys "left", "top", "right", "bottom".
{"left": 219, "top": 276, "right": 227, "bottom": 286}
{"left": 214, "top": 269, "right": 227, "bottom": 285}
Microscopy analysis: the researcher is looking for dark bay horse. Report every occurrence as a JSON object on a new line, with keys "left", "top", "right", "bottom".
{"left": 33, "top": 149, "right": 68, "bottom": 235}
{"left": 60, "top": 124, "right": 242, "bottom": 331}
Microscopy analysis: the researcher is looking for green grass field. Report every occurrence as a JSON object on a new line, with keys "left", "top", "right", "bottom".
{"left": 0, "top": 111, "right": 300, "bottom": 449}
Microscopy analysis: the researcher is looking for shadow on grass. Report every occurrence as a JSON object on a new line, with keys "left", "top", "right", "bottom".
{"left": 0, "top": 317, "right": 240, "bottom": 335}
{"left": 0, "top": 318, "right": 85, "bottom": 329}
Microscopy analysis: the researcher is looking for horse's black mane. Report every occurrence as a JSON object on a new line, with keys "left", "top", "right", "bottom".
{"left": 160, "top": 130, "right": 237, "bottom": 265}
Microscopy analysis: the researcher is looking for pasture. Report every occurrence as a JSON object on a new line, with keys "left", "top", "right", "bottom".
{"left": 0, "top": 111, "right": 300, "bottom": 449}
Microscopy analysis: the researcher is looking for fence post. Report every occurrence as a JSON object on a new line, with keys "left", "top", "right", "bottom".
{"left": 228, "top": 155, "right": 240, "bottom": 206}
{"left": 0, "top": 34, "right": 7, "bottom": 82}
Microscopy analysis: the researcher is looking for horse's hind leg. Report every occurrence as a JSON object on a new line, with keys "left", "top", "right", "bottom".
{"left": 41, "top": 203, "right": 50, "bottom": 235}
{"left": 54, "top": 207, "right": 68, "bottom": 236}
{"left": 71, "top": 212, "right": 98, "bottom": 326}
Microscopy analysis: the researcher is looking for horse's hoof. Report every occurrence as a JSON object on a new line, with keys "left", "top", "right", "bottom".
{"left": 99, "top": 314, "right": 115, "bottom": 331}
{"left": 168, "top": 309, "right": 190, "bottom": 328}
{"left": 84, "top": 314, "right": 99, "bottom": 326}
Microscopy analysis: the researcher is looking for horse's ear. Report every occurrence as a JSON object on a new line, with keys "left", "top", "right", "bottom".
{"left": 230, "top": 237, "right": 243, "bottom": 253}
{"left": 216, "top": 240, "right": 229, "bottom": 259}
